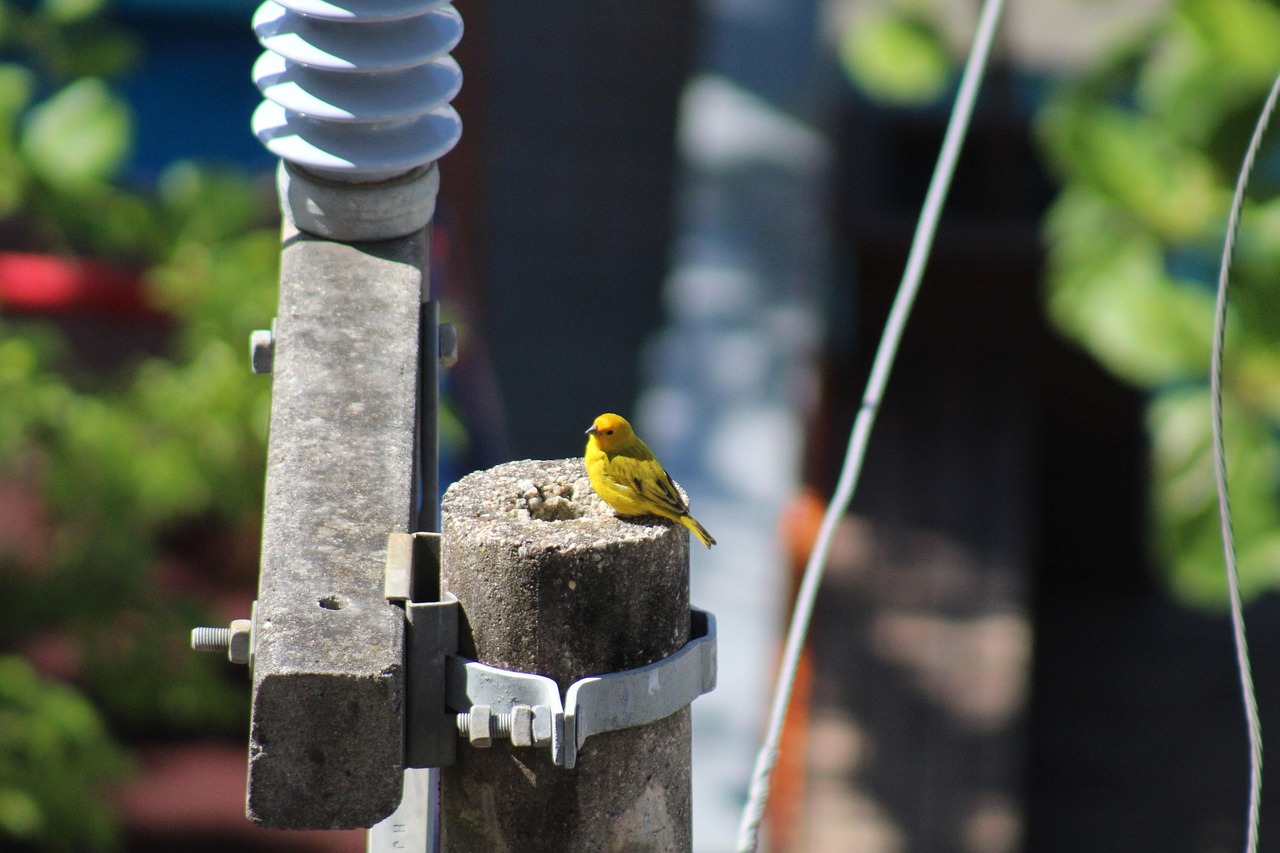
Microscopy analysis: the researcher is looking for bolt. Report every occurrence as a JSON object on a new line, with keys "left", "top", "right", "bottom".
{"left": 190, "top": 618, "right": 253, "bottom": 665}
{"left": 456, "top": 704, "right": 535, "bottom": 748}
{"left": 228, "top": 619, "right": 253, "bottom": 665}
{"left": 250, "top": 328, "right": 275, "bottom": 375}
{"left": 191, "top": 626, "right": 231, "bottom": 653}
{"left": 509, "top": 704, "right": 534, "bottom": 747}
{"left": 459, "top": 705, "right": 493, "bottom": 747}
{"left": 439, "top": 323, "right": 458, "bottom": 368}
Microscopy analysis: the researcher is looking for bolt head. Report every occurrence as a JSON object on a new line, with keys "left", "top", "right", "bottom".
{"left": 510, "top": 704, "right": 534, "bottom": 747}
{"left": 228, "top": 618, "right": 253, "bottom": 665}
{"left": 468, "top": 705, "right": 493, "bottom": 747}
{"left": 531, "top": 704, "right": 555, "bottom": 746}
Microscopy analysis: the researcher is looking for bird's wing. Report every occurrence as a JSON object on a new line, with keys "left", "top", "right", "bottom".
{"left": 630, "top": 461, "right": 690, "bottom": 517}
{"left": 606, "top": 439, "right": 692, "bottom": 516}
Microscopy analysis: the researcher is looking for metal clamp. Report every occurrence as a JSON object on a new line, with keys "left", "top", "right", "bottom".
{"left": 385, "top": 531, "right": 718, "bottom": 770}
{"left": 446, "top": 608, "right": 717, "bottom": 769}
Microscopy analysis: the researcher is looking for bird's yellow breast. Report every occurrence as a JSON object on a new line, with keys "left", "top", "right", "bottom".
{"left": 585, "top": 442, "right": 658, "bottom": 517}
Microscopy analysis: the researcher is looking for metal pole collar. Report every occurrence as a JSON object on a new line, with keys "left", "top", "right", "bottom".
{"left": 445, "top": 608, "right": 717, "bottom": 769}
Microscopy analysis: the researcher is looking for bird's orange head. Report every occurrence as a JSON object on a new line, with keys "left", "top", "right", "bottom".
{"left": 585, "top": 412, "right": 634, "bottom": 452}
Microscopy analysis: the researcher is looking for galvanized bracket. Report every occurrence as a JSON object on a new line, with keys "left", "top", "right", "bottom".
{"left": 386, "top": 531, "right": 718, "bottom": 771}
{"left": 565, "top": 607, "right": 716, "bottom": 759}
{"left": 386, "top": 531, "right": 459, "bottom": 770}
{"left": 445, "top": 608, "right": 717, "bottom": 769}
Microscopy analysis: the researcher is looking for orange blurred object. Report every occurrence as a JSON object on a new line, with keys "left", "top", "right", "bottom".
{"left": 765, "top": 487, "right": 828, "bottom": 851}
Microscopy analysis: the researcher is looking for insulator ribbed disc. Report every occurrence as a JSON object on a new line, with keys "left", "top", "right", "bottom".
{"left": 253, "top": 52, "right": 461, "bottom": 123}
{"left": 252, "top": 0, "right": 463, "bottom": 181}
{"left": 271, "top": 0, "right": 446, "bottom": 22}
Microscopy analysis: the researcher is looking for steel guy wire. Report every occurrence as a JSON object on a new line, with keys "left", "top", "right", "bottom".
{"left": 1211, "top": 69, "right": 1280, "bottom": 853}
{"left": 732, "top": 0, "right": 1009, "bottom": 848}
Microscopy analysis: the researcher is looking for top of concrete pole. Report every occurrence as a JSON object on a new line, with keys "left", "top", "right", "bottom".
{"left": 443, "top": 456, "right": 681, "bottom": 549}
{"left": 441, "top": 457, "right": 691, "bottom": 681}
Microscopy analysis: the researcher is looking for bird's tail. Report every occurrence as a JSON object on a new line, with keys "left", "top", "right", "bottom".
{"left": 681, "top": 514, "right": 716, "bottom": 548}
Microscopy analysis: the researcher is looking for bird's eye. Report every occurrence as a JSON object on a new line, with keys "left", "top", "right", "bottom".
{"left": 605, "top": 429, "right": 614, "bottom": 435}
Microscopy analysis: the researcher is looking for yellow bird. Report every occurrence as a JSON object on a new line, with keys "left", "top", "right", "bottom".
{"left": 584, "top": 413, "right": 716, "bottom": 548}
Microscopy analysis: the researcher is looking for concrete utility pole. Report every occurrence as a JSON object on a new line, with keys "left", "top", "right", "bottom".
{"left": 439, "top": 458, "right": 696, "bottom": 852}
{"left": 240, "top": 0, "right": 462, "bottom": 831}
{"left": 247, "top": 226, "right": 427, "bottom": 828}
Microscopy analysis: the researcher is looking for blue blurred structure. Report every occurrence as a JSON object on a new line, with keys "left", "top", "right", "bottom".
{"left": 635, "top": 1, "right": 839, "bottom": 848}
{"left": 471, "top": 4, "right": 696, "bottom": 460}
{"left": 115, "top": 1, "right": 272, "bottom": 179}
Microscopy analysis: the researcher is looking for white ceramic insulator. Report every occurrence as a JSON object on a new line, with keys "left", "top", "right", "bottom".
{"left": 251, "top": 0, "right": 463, "bottom": 183}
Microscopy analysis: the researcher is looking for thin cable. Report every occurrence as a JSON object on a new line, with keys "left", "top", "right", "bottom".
{"left": 733, "top": 0, "right": 1008, "bottom": 848}
{"left": 1211, "top": 70, "right": 1280, "bottom": 853}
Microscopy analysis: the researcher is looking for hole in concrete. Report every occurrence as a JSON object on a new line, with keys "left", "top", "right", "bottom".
{"left": 318, "top": 595, "right": 348, "bottom": 611}
{"left": 515, "top": 478, "right": 588, "bottom": 521}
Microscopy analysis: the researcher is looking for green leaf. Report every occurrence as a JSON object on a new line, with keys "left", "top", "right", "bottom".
{"left": 1149, "top": 388, "right": 1280, "bottom": 607}
{"left": 1038, "top": 97, "right": 1223, "bottom": 240}
{"left": 0, "top": 65, "right": 34, "bottom": 218}
{"left": 839, "top": 13, "right": 951, "bottom": 105}
{"left": 1138, "top": 23, "right": 1260, "bottom": 148}
{"left": 0, "top": 656, "right": 130, "bottom": 850}
{"left": 40, "top": 0, "right": 105, "bottom": 24}
{"left": 0, "top": 64, "right": 34, "bottom": 123}
{"left": 0, "top": 787, "right": 42, "bottom": 839}
{"left": 20, "top": 78, "right": 131, "bottom": 190}
{"left": 1179, "top": 0, "right": 1280, "bottom": 82}
{"left": 1043, "top": 188, "right": 1216, "bottom": 386}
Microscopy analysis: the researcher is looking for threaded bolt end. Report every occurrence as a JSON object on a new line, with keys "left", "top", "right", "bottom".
{"left": 457, "top": 708, "right": 515, "bottom": 745}
{"left": 191, "top": 627, "right": 232, "bottom": 653}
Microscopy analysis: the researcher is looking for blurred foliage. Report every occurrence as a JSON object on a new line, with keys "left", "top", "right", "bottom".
{"left": 1036, "top": 0, "right": 1280, "bottom": 607}
{"left": 845, "top": 0, "right": 1280, "bottom": 607}
{"left": 0, "top": 655, "right": 131, "bottom": 851}
{"left": 0, "top": 1, "right": 278, "bottom": 848}
{"left": 838, "top": 9, "right": 951, "bottom": 105}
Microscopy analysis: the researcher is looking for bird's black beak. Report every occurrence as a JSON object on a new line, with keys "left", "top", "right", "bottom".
{"left": 585, "top": 424, "right": 599, "bottom": 436}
